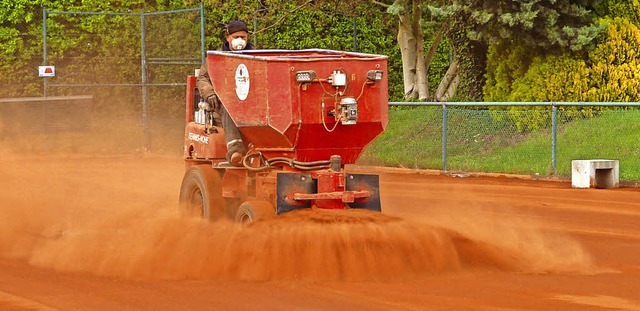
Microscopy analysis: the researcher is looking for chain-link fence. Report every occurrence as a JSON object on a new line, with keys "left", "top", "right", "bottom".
{"left": 40, "top": 7, "right": 204, "bottom": 152}
{"left": 361, "top": 103, "right": 640, "bottom": 181}
{"left": 4, "top": 97, "right": 639, "bottom": 181}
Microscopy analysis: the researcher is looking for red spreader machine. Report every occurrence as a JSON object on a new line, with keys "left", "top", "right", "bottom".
{"left": 179, "top": 49, "right": 388, "bottom": 223}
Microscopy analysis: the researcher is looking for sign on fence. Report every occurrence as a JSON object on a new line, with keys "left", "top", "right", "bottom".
{"left": 38, "top": 66, "right": 55, "bottom": 77}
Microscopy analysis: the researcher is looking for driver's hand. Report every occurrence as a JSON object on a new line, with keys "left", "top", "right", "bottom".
{"left": 206, "top": 95, "right": 220, "bottom": 111}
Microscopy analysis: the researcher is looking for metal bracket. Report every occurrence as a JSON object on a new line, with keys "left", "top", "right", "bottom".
{"left": 276, "top": 172, "right": 315, "bottom": 214}
{"left": 345, "top": 173, "right": 381, "bottom": 212}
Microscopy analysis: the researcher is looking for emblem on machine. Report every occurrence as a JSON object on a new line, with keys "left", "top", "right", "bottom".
{"left": 235, "top": 63, "right": 250, "bottom": 101}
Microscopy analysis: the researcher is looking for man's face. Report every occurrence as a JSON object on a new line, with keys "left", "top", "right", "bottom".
{"left": 227, "top": 31, "right": 249, "bottom": 50}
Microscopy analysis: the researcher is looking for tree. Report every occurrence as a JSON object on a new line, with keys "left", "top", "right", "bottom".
{"left": 594, "top": 0, "right": 640, "bottom": 27}
{"left": 237, "top": 0, "right": 406, "bottom": 99}
{"left": 430, "top": 0, "right": 603, "bottom": 101}
{"left": 377, "top": 0, "right": 454, "bottom": 101}
{"left": 387, "top": 0, "right": 426, "bottom": 100}
{"left": 368, "top": 0, "right": 601, "bottom": 102}
{"left": 482, "top": 15, "right": 640, "bottom": 131}
{"left": 443, "top": 1, "right": 602, "bottom": 50}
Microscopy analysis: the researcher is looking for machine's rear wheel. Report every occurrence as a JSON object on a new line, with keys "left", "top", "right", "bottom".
{"left": 235, "top": 200, "right": 275, "bottom": 224}
{"left": 179, "top": 165, "right": 224, "bottom": 221}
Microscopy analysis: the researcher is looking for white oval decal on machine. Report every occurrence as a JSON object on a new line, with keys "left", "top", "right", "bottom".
{"left": 235, "top": 64, "right": 250, "bottom": 101}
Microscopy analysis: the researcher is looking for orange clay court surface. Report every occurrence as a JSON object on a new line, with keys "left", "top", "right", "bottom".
{"left": 1, "top": 153, "right": 639, "bottom": 310}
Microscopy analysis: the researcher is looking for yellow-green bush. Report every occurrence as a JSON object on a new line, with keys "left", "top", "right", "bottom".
{"left": 586, "top": 17, "right": 640, "bottom": 102}
{"left": 483, "top": 44, "right": 532, "bottom": 102}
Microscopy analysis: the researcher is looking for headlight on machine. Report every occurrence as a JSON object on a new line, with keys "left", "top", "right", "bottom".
{"left": 366, "top": 70, "right": 384, "bottom": 81}
{"left": 295, "top": 70, "right": 317, "bottom": 83}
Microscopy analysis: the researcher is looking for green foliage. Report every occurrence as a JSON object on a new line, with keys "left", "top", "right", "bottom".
{"left": 0, "top": 0, "right": 49, "bottom": 97}
{"left": 0, "top": 0, "right": 407, "bottom": 114}
{"left": 484, "top": 46, "right": 594, "bottom": 131}
{"left": 509, "top": 54, "right": 590, "bottom": 102}
{"left": 434, "top": 0, "right": 603, "bottom": 51}
{"left": 487, "top": 18, "right": 640, "bottom": 100}
{"left": 260, "top": 6, "right": 354, "bottom": 50}
{"left": 423, "top": 23, "right": 453, "bottom": 96}
{"left": 594, "top": 0, "right": 640, "bottom": 27}
{"left": 481, "top": 44, "right": 535, "bottom": 102}
{"left": 250, "top": 1, "right": 403, "bottom": 98}
{"left": 0, "top": 28, "right": 21, "bottom": 70}
{"left": 483, "top": 13, "right": 640, "bottom": 132}
{"left": 502, "top": 53, "right": 596, "bottom": 131}
{"left": 446, "top": 15, "right": 488, "bottom": 101}
{"left": 428, "top": 0, "right": 602, "bottom": 102}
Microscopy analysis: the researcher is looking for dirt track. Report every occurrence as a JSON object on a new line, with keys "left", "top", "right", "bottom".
{"left": 1, "top": 153, "right": 640, "bottom": 310}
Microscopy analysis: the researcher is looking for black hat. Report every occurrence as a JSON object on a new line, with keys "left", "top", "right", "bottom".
{"left": 227, "top": 20, "right": 249, "bottom": 35}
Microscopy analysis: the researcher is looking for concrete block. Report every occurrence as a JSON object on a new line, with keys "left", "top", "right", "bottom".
{"left": 571, "top": 160, "right": 619, "bottom": 189}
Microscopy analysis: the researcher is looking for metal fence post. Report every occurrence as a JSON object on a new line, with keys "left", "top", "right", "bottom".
{"left": 42, "top": 7, "right": 48, "bottom": 97}
{"left": 551, "top": 102, "right": 557, "bottom": 174}
{"left": 200, "top": 2, "right": 205, "bottom": 64}
{"left": 140, "top": 10, "right": 150, "bottom": 151}
{"left": 353, "top": 16, "right": 358, "bottom": 51}
{"left": 442, "top": 103, "right": 448, "bottom": 171}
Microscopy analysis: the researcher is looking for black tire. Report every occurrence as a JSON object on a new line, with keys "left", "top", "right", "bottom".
{"left": 235, "top": 200, "right": 275, "bottom": 224}
{"left": 178, "top": 165, "right": 224, "bottom": 221}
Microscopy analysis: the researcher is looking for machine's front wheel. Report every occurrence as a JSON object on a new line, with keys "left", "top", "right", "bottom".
{"left": 235, "top": 200, "right": 275, "bottom": 224}
{"left": 179, "top": 165, "right": 224, "bottom": 221}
